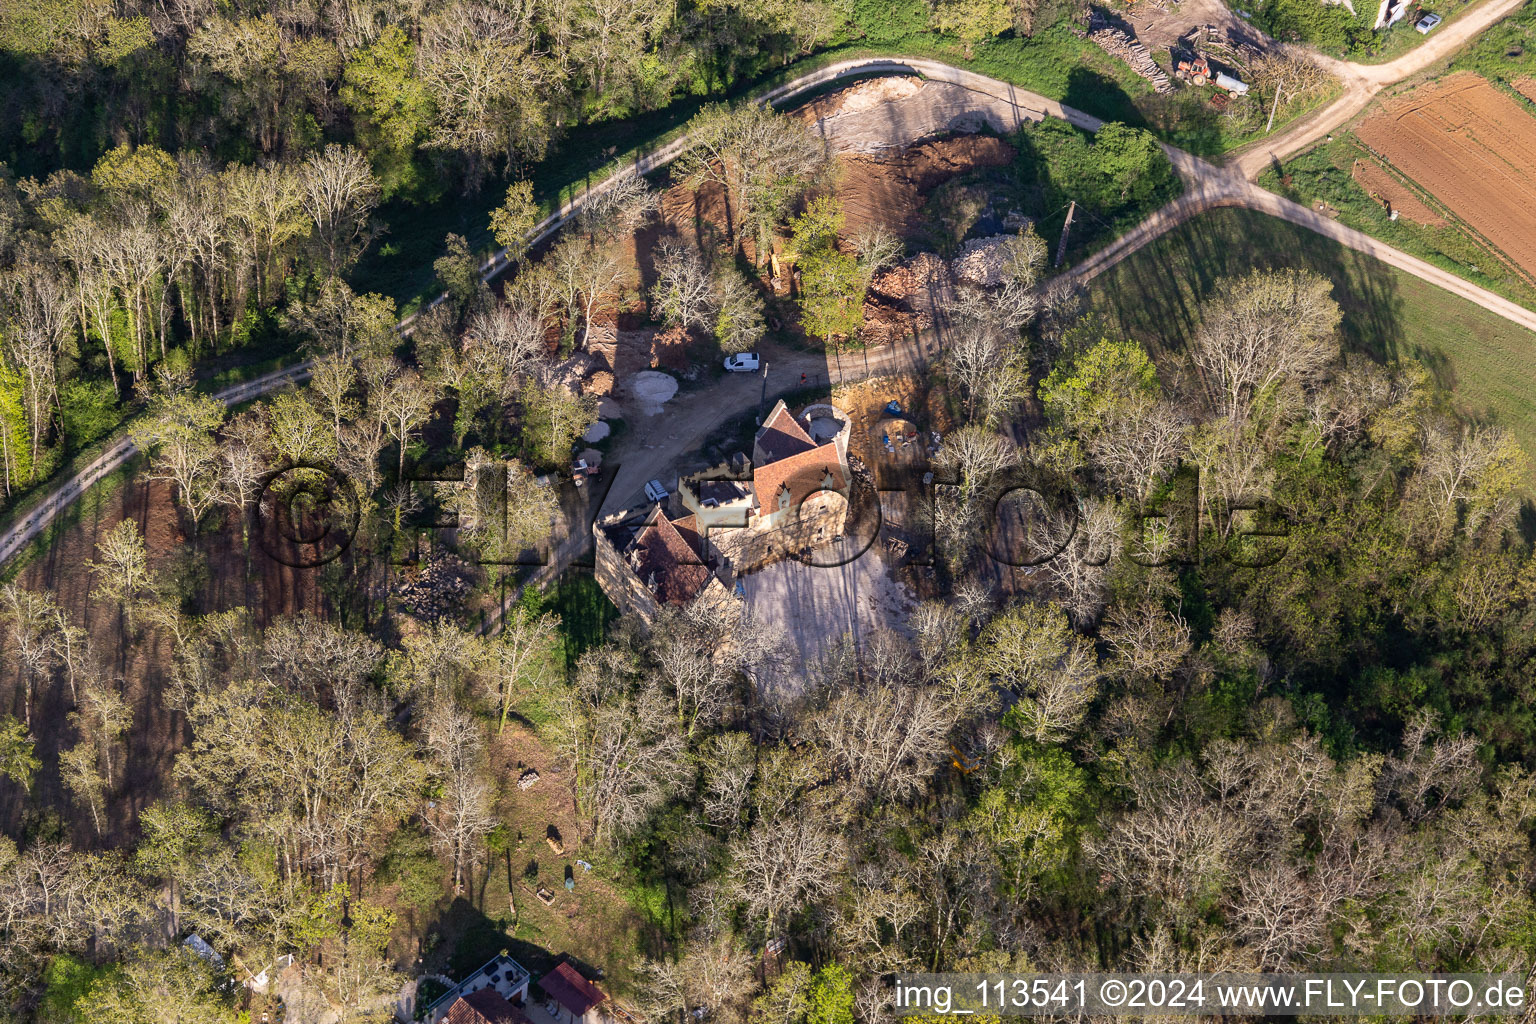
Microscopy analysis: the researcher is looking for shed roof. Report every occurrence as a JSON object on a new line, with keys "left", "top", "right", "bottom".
{"left": 539, "top": 962, "right": 607, "bottom": 1017}
{"left": 753, "top": 400, "right": 816, "bottom": 465}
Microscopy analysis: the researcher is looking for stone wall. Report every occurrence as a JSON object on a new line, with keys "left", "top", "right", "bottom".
{"left": 593, "top": 516, "right": 663, "bottom": 623}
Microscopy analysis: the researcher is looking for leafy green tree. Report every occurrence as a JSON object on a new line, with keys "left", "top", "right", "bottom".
{"left": 38, "top": 954, "right": 114, "bottom": 1024}
{"left": 789, "top": 196, "right": 862, "bottom": 344}
{"left": 79, "top": 946, "right": 239, "bottom": 1024}
{"left": 340, "top": 26, "right": 436, "bottom": 200}
{"left": 435, "top": 232, "right": 488, "bottom": 319}
{"left": 489, "top": 179, "right": 539, "bottom": 266}
{"left": 1040, "top": 335, "right": 1160, "bottom": 434}
{"left": 0, "top": 715, "right": 38, "bottom": 791}
{"left": 59, "top": 378, "right": 121, "bottom": 451}
{"left": 807, "top": 965, "right": 855, "bottom": 1024}
{"left": 931, "top": 0, "right": 1012, "bottom": 55}
{"left": 1091, "top": 123, "right": 1176, "bottom": 206}
{"left": 135, "top": 802, "right": 219, "bottom": 936}
{"left": 518, "top": 377, "right": 598, "bottom": 469}
{"left": 0, "top": 364, "right": 34, "bottom": 492}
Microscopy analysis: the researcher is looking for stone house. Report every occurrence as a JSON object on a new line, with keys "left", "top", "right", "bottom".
{"left": 680, "top": 399, "right": 853, "bottom": 557}
{"left": 593, "top": 503, "right": 741, "bottom": 623}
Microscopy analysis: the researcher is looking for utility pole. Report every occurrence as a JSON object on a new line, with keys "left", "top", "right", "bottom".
{"left": 1265, "top": 81, "right": 1283, "bottom": 133}
{"left": 759, "top": 360, "right": 769, "bottom": 416}
{"left": 1054, "top": 200, "right": 1076, "bottom": 267}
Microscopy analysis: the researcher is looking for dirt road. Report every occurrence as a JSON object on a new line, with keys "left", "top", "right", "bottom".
{"left": 5, "top": 11, "right": 1530, "bottom": 571}
{"left": 1229, "top": 0, "right": 1530, "bottom": 179}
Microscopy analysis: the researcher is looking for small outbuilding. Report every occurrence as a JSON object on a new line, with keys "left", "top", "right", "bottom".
{"left": 538, "top": 962, "right": 608, "bottom": 1024}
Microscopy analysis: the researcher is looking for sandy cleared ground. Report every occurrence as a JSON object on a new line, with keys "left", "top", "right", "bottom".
{"left": 1357, "top": 74, "right": 1536, "bottom": 277}
{"left": 800, "top": 76, "right": 1058, "bottom": 154}
{"left": 1350, "top": 157, "right": 1446, "bottom": 225}
{"left": 743, "top": 545, "right": 916, "bottom": 692}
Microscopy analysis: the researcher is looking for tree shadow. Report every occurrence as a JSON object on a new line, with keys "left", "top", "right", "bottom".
{"left": 437, "top": 897, "right": 560, "bottom": 981}
{"left": 1063, "top": 67, "right": 1146, "bottom": 129}
{"left": 1090, "top": 208, "right": 1408, "bottom": 370}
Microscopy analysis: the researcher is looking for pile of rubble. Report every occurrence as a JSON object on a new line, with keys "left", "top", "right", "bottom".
{"left": 393, "top": 554, "right": 475, "bottom": 620}
{"left": 950, "top": 236, "right": 1016, "bottom": 288}
{"left": 1087, "top": 11, "right": 1173, "bottom": 93}
{"left": 862, "top": 297, "right": 932, "bottom": 347}
{"left": 870, "top": 252, "right": 951, "bottom": 302}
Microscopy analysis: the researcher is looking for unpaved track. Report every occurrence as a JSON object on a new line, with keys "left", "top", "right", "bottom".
{"left": 1230, "top": 0, "right": 1531, "bottom": 179}
{"left": 4, "top": 7, "right": 1530, "bottom": 569}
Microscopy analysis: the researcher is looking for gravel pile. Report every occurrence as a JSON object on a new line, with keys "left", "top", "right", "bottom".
{"left": 950, "top": 236, "right": 1015, "bottom": 288}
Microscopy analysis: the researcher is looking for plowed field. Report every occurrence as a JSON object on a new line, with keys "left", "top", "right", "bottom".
{"left": 1357, "top": 73, "right": 1536, "bottom": 277}
{"left": 1350, "top": 158, "right": 1446, "bottom": 226}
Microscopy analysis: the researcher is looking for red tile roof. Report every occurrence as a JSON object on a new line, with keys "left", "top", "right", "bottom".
{"left": 630, "top": 508, "right": 710, "bottom": 606}
{"left": 752, "top": 443, "right": 847, "bottom": 514}
{"left": 539, "top": 963, "right": 607, "bottom": 1017}
{"left": 754, "top": 401, "right": 816, "bottom": 464}
{"left": 445, "top": 989, "right": 530, "bottom": 1024}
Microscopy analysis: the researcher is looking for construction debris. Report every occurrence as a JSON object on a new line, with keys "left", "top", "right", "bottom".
{"left": 870, "top": 253, "right": 951, "bottom": 301}
{"left": 862, "top": 296, "right": 932, "bottom": 347}
{"left": 392, "top": 554, "right": 473, "bottom": 620}
{"left": 518, "top": 769, "right": 541, "bottom": 791}
{"left": 1087, "top": 10, "right": 1173, "bottom": 93}
{"left": 950, "top": 236, "right": 1017, "bottom": 288}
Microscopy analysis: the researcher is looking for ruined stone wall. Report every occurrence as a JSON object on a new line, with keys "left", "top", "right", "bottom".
{"left": 593, "top": 522, "right": 662, "bottom": 623}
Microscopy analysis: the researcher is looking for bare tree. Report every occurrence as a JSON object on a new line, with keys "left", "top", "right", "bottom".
{"left": 298, "top": 145, "right": 380, "bottom": 277}
{"left": 1191, "top": 269, "right": 1340, "bottom": 423}
{"left": 676, "top": 103, "right": 825, "bottom": 259}
{"left": 578, "top": 173, "right": 659, "bottom": 240}
{"left": 577, "top": 685, "right": 689, "bottom": 845}
{"left": 0, "top": 585, "right": 62, "bottom": 727}
{"left": 5, "top": 264, "right": 75, "bottom": 471}
{"left": 729, "top": 811, "right": 846, "bottom": 929}
{"left": 422, "top": 704, "right": 497, "bottom": 893}
{"left": 466, "top": 299, "right": 545, "bottom": 383}
{"left": 650, "top": 239, "right": 715, "bottom": 332}
{"left": 373, "top": 367, "right": 436, "bottom": 478}
{"left": 1414, "top": 420, "right": 1526, "bottom": 545}
{"left": 417, "top": 0, "right": 555, "bottom": 175}
{"left": 87, "top": 520, "right": 154, "bottom": 634}
{"left": 131, "top": 389, "right": 226, "bottom": 531}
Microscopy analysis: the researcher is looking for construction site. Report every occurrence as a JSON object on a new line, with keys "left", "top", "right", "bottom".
{"left": 1079, "top": 0, "right": 1285, "bottom": 115}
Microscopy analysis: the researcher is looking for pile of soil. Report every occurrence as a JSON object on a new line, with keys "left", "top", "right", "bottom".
{"left": 794, "top": 76, "right": 926, "bottom": 125}
{"left": 862, "top": 295, "right": 932, "bottom": 347}
{"left": 835, "top": 135, "right": 1016, "bottom": 237}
